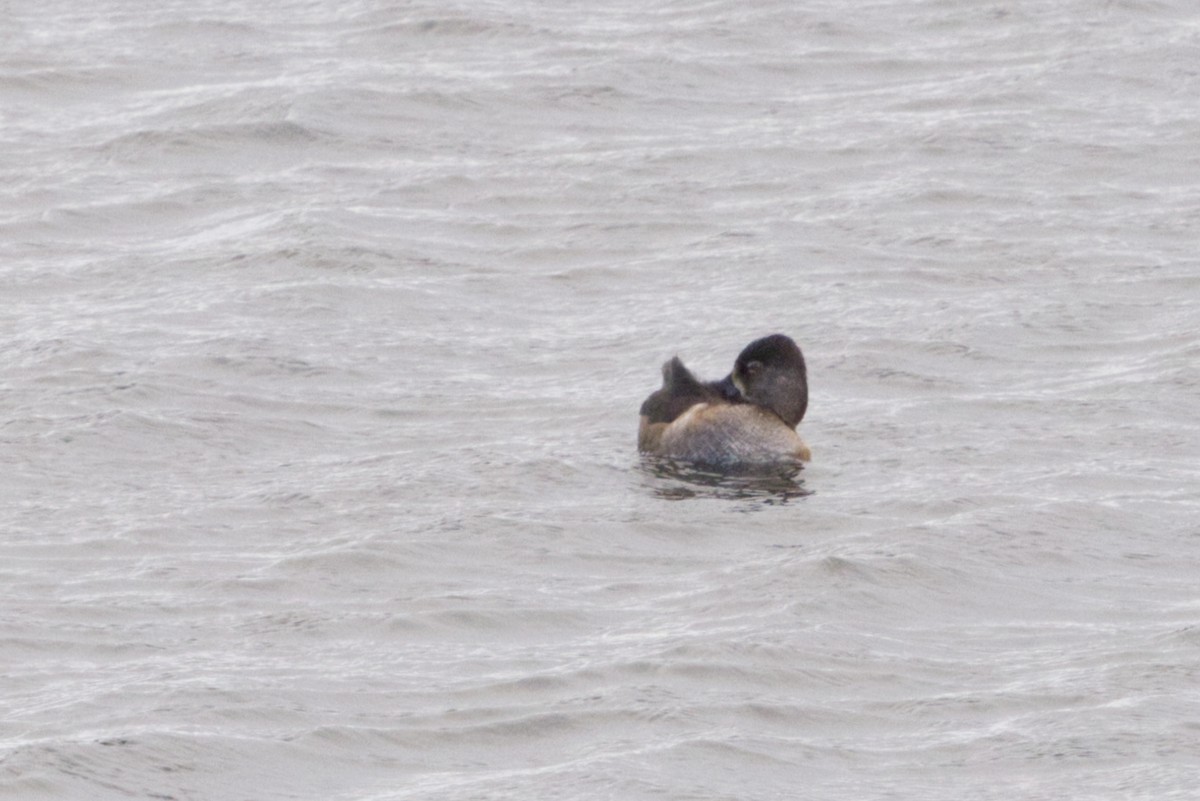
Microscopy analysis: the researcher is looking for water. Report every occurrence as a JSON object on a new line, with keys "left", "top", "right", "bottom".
{"left": 3, "top": 1, "right": 1199, "bottom": 799}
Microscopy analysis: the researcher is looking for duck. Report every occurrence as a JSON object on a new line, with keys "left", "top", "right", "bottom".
{"left": 637, "top": 334, "right": 811, "bottom": 466}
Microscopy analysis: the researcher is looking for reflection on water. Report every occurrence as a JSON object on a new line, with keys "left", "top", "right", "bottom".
{"left": 641, "top": 456, "right": 812, "bottom": 504}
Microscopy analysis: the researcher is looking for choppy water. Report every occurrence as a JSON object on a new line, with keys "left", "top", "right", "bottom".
{"left": 3, "top": 1, "right": 1199, "bottom": 799}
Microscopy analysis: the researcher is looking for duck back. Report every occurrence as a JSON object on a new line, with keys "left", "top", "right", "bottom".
{"left": 658, "top": 403, "right": 811, "bottom": 465}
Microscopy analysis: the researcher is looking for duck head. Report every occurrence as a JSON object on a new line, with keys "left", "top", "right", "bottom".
{"left": 730, "top": 334, "right": 808, "bottom": 429}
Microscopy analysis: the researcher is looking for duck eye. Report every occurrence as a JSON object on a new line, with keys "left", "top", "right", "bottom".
{"left": 746, "top": 360, "right": 763, "bottom": 376}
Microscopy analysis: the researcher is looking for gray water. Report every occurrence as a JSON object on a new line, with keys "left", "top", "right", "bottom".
{"left": 3, "top": 1, "right": 1199, "bottom": 799}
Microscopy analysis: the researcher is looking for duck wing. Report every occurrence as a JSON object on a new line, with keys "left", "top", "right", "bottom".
{"left": 639, "top": 357, "right": 723, "bottom": 425}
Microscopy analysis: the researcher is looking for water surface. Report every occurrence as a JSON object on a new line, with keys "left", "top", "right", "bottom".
{"left": 3, "top": 1, "right": 1199, "bottom": 799}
